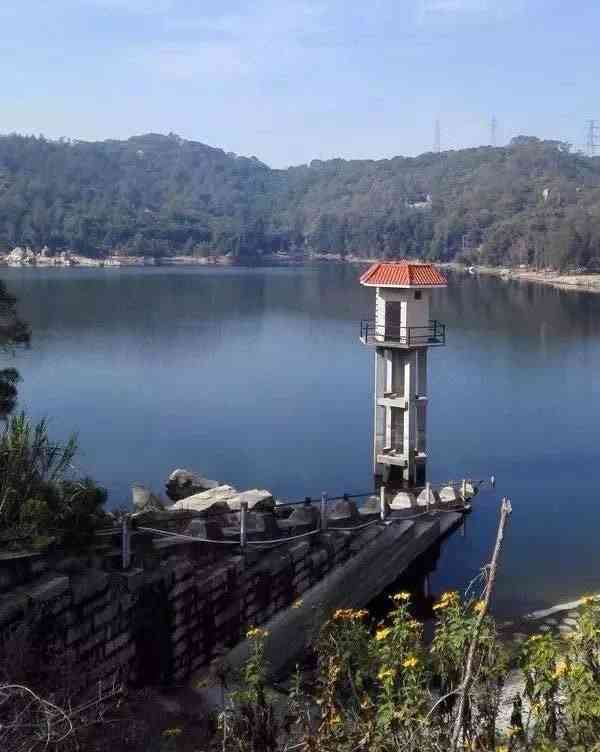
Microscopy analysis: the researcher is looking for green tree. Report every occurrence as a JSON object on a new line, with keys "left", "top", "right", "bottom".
{"left": 0, "top": 280, "right": 30, "bottom": 415}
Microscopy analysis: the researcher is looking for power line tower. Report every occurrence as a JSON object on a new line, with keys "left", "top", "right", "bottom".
{"left": 491, "top": 116, "right": 498, "bottom": 147}
{"left": 434, "top": 119, "right": 441, "bottom": 153}
{"left": 586, "top": 119, "right": 600, "bottom": 156}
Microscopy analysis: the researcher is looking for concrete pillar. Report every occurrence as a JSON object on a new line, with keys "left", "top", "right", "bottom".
{"left": 374, "top": 349, "right": 386, "bottom": 472}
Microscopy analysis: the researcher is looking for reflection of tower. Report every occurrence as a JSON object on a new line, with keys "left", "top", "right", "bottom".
{"left": 359, "top": 262, "right": 447, "bottom": 487}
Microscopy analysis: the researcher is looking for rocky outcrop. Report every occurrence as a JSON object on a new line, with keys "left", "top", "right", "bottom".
{"left": 132, "top": 483, "right": 165, "bottom": 512}
{"left": 390, "top": 491, "right": 416, "bottom": 511}
{"left": 166, "top": 468, "right": 220, "bottom": 501}
{"left": 170, "top": 485, "right": 274, "bottom": 514}
{"left": 168, "top": 484, "right": 233, "bottom": 512}
{"left": 225, "top": 489, "right": 274, "bottom": 512}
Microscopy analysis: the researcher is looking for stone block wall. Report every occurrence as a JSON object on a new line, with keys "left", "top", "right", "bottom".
{"left": 0, "top": 524, "right": 374, "bottom": 693}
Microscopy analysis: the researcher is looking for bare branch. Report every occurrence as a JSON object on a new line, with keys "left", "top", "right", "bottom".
{"left": 450, "top": 497, "right": 512, "bottom": 752}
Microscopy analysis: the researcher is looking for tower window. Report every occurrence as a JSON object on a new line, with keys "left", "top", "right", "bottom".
{"left": 415, "top": 291, "right": 422, "bottom": 300}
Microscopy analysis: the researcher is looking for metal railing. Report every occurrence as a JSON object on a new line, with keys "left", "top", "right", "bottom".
{"left": 360, "top": 319, "right": 446, "bottom": 346}
{"left": 120, "top": 477, "right": 497, "bottom": 566}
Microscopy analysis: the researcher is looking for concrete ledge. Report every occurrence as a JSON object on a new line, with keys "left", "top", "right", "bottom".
{"left": 218, "top": 512, "right": 464, "bottom": 678}
{"left": 220, "top": 516, "right": 458, "bottom": 677}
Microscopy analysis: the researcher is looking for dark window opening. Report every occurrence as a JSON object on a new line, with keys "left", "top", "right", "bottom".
{"left": 415, "top": 291, "right": 422, "bottom": 300}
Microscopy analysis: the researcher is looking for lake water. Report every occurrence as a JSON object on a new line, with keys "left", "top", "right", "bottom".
{"left": 6, "top": 264, "right": 600, "bottom": 617}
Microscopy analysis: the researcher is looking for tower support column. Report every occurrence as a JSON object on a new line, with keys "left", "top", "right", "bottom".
{"left": 359, "top": 260, "right": 447, "bottom": 489}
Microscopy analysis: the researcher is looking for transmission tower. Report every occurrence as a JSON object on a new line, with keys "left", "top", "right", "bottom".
{"left": 434, "top": 119, "right": 441, "bottom": 153}
{"left": 586, "top": 119, "right": 600, "bottom": 156}
{"left": 491, "top": 116, "right": 498, "bottom": 147}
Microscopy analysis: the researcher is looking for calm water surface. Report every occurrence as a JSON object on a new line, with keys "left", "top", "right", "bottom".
{"left": 5, "top": 264, "right": 600, "bottom": 617}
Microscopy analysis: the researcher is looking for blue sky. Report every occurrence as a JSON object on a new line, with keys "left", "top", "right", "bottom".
{"left": 0, "top": 0, "right": 596, "bottom": 166}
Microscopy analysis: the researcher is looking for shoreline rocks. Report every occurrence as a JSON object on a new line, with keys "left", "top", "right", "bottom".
{"left": 166, "top": 468, "right": 220, "bottom": 502}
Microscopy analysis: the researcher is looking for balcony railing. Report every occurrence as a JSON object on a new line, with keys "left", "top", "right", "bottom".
{"left": 360, "top": 319, "right": 446, "bottom": 346}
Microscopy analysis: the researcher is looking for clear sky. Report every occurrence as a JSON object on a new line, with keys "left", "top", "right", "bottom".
{"left": 1, "top": 1, "right": 596, "bottom": 167}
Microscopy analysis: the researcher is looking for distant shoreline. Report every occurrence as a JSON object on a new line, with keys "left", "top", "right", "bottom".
{"left": 438, "top": 262, "right": 600, "bottom": 293}
{"left": 4, "top": 250, "right": 600, "bottom": 293}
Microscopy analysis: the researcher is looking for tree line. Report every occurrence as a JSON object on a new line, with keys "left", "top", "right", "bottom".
{"left": 2, "top": 132, "right": 600, "bottom": 269}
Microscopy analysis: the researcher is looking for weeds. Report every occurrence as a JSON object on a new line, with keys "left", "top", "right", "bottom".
{"left": 216, "top": 595, "right": 600, "bottom": 752}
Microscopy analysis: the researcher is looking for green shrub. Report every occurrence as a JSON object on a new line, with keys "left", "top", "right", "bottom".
{"left": 218, "top": 594, "right": 600, "bottom": 752}
{"left": 0, "top": 413, "right": 108, "bottom": 550}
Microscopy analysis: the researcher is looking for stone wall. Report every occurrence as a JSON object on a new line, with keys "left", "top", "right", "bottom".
{"left": 0, "top": 494, "right": 465, "bottom": 693}
{"left": 0, "top": 521, "right": 370, "bottom": 693}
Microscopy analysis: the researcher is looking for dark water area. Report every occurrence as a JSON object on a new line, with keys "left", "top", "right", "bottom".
{"left": 5, "top": 264, "right": 600, "bottom": 618}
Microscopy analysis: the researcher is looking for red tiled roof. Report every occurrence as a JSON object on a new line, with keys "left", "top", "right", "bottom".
{"left": 359, "top": 261, "right": 447, "bottom": 288}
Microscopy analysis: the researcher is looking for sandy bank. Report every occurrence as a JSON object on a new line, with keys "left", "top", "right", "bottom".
{"left": 441, "top": 262, "right": 600, "bottom": 293}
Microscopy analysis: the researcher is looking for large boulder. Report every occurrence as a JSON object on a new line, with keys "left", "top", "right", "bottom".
{"left": 359, "top": 495, "right": 389, "bottom": 517}
{"left": 132, "top": 483, "right": 165, "bottom": 512}
{"left": 171, "top": 484, "right": 239, "bottom": 514}
{"left": 439, "top": 485, "right": 461, "bottom": 506}
{"left": 416, "top": 486, "right": 439, "bottom": 508}
{"left": 390, "top": 491, "right": 417, "bottom": 511}
{"left": 166, "top": 468, "right": 220, "bottom": 501}
{"left": 184, "top": 518, "right": 224, "bottom": 540}
{"left": 328, "top": 500, "right": 360, "bottom": 527}
{"left": 225, "top": 489, "right": 274, "bottom": 512}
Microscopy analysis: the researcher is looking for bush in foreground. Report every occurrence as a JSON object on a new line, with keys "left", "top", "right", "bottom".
{"left": 218, "top": 594, "right": 600, "bottom": 752}
{"left": 0, "top": 413, "right": 108, "bottom": 550}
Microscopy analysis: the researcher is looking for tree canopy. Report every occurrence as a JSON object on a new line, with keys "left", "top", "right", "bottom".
{"left": 1, "top": 132, "right": 600, "bottom": 269}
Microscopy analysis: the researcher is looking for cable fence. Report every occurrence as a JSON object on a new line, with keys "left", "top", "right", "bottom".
{"left": 117, "top": 475, "right": 496, "bottom": 567}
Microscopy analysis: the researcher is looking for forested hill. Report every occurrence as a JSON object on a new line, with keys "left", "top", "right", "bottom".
{"left": 2, "top": 132, "right": 600, "bottom": 269}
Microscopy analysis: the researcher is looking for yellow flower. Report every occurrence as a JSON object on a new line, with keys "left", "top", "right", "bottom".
{"left": 407, "top": 619, "right": 421, "bottom": 630}
{"left": 378, "top": 666, "right": 396, "bottom": 682}
{"left": 333, "top": 608, "right": 369, "bottom": 621}
{"left": 329, "top": 712, "right": 342, "bottom": 727}
{"left": 497, "top": 746, "right": 508, "bottom": 752}
{"left": 582, "top": 595, "right": 596, "bottom": 605}
{"left": 433, "top": 600, "right": 449, "bottom": 611}
{"left": 391, "top": 591, "right": 411, "bottom": 602}
{"left": 440, "top": 590, "right": 459, "bottom": 603}
{"left": 553, "top": 659, "right": 567, "bottom": 679}
{"left": 292, "top": 599, "right": 304, "bottom": 609}
{"left": 473, "top": 600, "right": 486, "bottom": 614}
{"left": 162, "top": 727, "right": 182, "bottom": 737}
{"left": 246, "top": 626, "right": 269, "bottom": 640}
{"left": 403, "top": 655, "right": 419, "bottom": 669}
{"left": 375, "top": 627, "right": 392, "bottom": 641}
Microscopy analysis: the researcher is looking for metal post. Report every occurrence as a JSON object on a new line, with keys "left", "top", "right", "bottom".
{"left": 461, "top": 478, "right": 467, "bottom": 500}
{"left": 320, "top": 492, "right": 328, "bottom": 531}
{"left": 240, "top": 501, "right": 248, "bottom": 549}
{"left": 380, "top": 485, "right": 387, "bottom": 521}
{"left": 425, "top": 481, "right": 431, "bottom": 513}
{"left": 121, "top": 514, "right": 131, "bottom": 570}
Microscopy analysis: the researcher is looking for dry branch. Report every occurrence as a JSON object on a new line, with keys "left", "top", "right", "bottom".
{"left": 450, "top": 496, "right": 512, "bottom": 752}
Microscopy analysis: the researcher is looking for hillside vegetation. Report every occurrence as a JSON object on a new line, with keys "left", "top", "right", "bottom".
{"left": 2, "top": 133, "right": 600, "bottom": 269}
